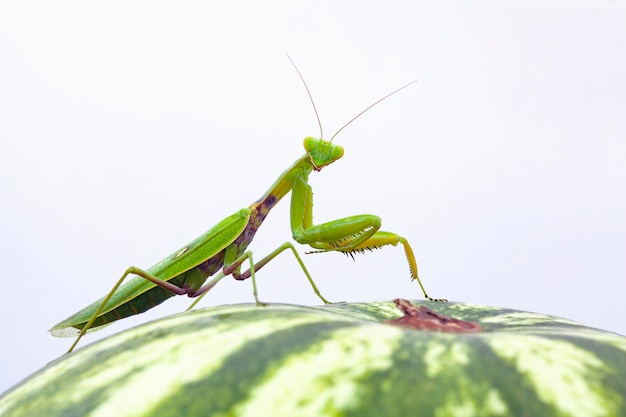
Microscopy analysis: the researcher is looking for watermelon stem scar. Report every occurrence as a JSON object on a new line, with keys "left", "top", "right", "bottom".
{"left": 387, "top": 299, "right": 482, "bottom": 332}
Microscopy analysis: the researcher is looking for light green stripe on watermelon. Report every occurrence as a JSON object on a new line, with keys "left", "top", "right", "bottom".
{"left": 317, "top": 300, "right": 407, "bottom": 321}
{"left": 423, "top": 341, "right": 470, "bottom": 377}
{"left": 436, "top": 388, "right": 508, "bottom": 417}
{"left": 488, "top": 334, "right": 621, "bottom": 417}
{"left": 422, "top": 339, "right": 510, "bottom": 416}
{"left": 227, "top": 324, "right": 403, "bottom": 417}
{"left": 483, "top": 311, "right": 582, "bottom": 325}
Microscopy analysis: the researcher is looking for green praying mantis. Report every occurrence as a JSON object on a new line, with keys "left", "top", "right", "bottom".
{"left": 50, "top": 60, "right": 447, "bottom": 353}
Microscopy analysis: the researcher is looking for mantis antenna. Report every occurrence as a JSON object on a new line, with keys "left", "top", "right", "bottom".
{"left": 329, "top": 78, "right": 419, "bottom": 142}
{"left": 286, "top": 54, "right": 419, "bottom": 143}
{"left": 286, "top": 54, "right": 324, "bottom": 140}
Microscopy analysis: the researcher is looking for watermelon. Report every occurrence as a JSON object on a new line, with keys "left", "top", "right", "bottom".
{"left": 1, "top": 300, "right": 625, "bottom": 416}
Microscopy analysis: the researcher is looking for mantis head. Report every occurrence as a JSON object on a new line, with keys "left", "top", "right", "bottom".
{"left": 304, "top": 137, "right": 344, "bottom": 171}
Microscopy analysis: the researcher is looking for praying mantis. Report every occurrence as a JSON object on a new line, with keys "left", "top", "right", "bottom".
{"left": 50, "top": 60, "right": 447, "bottom": 353}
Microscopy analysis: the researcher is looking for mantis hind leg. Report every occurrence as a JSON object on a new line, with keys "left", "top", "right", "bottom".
{"left": 67, "top": 266, "right": 192, "bottom": 353}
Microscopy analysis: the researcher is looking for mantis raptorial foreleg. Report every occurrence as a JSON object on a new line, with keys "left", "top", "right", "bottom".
{"left": 290, "top": 172, "right": 446, "bottom": 302}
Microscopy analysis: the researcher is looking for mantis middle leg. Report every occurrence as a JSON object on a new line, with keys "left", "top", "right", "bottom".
{"left": 187, "top": 241, "right": 332, "bottom": 310}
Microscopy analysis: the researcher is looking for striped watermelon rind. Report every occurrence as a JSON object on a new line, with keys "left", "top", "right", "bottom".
{"left": 1, "top": 300, "right": 625, "bottom": 417}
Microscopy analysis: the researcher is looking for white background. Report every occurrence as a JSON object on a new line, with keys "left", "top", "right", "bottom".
{"left": 1, "top": 1, "right": 625, "bottom": 393}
